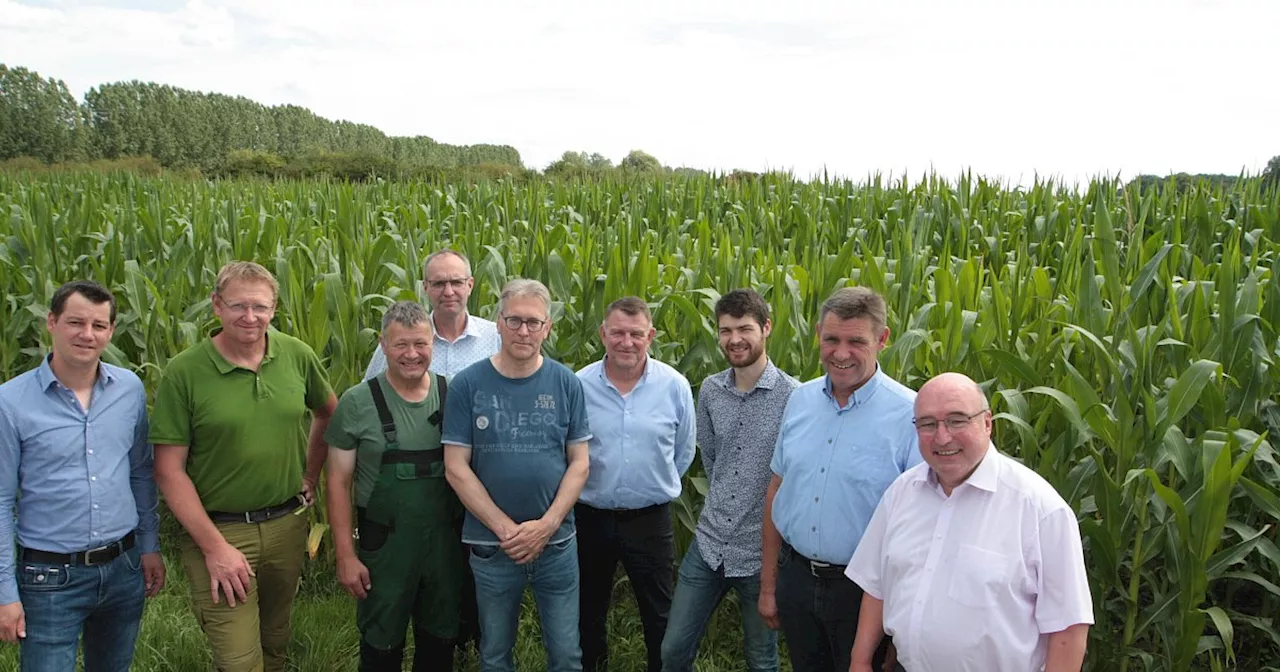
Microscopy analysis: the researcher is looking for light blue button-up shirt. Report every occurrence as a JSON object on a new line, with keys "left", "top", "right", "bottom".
{"left": 0, "top": 356, "right": 160, "bottom": 604}
{"left": 577, "top": 357, "right": 697, "bottom": 510}
{"left": 769, "top": 366, "right": 920, "bottom": 564}
{"left": 364, "top": 311, "right": 501, "bottom": 381}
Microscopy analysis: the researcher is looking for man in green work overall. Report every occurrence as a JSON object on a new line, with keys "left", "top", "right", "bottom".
{"left": 325, "top": 301, "right": 467, "bottom": 671}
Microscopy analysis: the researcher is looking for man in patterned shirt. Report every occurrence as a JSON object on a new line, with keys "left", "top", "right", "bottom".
{"left": 365, "top": 249, "right": 501, "bottom": 381}
{"left": 660, "top": 289, "right": 799, "bottom": 672}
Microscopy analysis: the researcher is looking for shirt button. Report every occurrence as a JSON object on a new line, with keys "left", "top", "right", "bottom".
{"left": 814, "top": 497, "right": 819, "bottom": 503}
{"left": 90, "top": 476, "right": 96, "bottom": 481}
{"left": 827, "top": 439, "right": 832, "bottom": 444}
{"left": 811, "top": 526, "right": 817, "bottom": 531}
{"left": 93, "top": 504, "right": 99, "bottom": 510}
{"left": 820, "top": 468, "right": 826, "bottom": 473}
{"left": 87, "top": 450, "right": 94, "bottom": 455}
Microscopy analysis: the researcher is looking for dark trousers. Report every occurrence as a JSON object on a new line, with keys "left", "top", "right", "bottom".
{"left": 576, "top": 502, "right": 675, "bottom": 672}
{"left": 776, "top": 543, "right": 888, "bottom": 672}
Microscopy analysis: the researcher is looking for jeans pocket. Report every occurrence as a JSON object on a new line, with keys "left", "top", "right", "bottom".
{"left": 469, "top": 544, "right": 500, "bottom": 561}
{"left": 124, "top": 546, "right": 142, "bottom": 572}
{"left": 359, "top": 518, "right": 391, "bottom": 553}
{"left": 18, "top": 564, "right": 71, "bottom": 592}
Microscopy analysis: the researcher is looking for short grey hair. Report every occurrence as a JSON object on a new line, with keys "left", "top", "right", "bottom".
{"left": 381, "top": 300, "right": 432, "bottom": 332}
{"left": 498, "top": 278, "right": 551, "bottom": 317}
{"left": 818, "top": 286, "right": 887, "bottom": 333}
{"left": 423, "top": 249, "right": 472, "bottom": 278}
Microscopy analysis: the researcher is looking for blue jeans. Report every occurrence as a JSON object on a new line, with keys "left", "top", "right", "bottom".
{"left": 469, "top": 536, "right": 581, "bottom": 672}
{"left": 660, "top": 539, "right": 777, "bottom": 672}
{"left": 17, "top": 544, "right": 145, "bottom": 672}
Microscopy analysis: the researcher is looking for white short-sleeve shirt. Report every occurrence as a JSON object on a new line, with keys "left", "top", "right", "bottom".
{"left": 846, "top": 447, "right": 1093, "bottom": 672}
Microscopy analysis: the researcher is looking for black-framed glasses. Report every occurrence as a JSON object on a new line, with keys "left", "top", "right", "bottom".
{"left": 501, "top": 315, "right": 547, "bottom": 332}
{"left": 913, "top": 409, "right": 987, "bottom": 434}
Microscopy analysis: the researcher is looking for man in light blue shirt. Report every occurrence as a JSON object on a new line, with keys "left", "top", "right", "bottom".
{"left": 760, "top": 287, "right": 919, "bottom": 672}
{"left": 365, "top": 249, "right": 500, "bottom": 381}
{"left": 0, "top": 281, "right": 164, "bottom": 672}
{"left": 575, "top": 296, "right": 695, "bottom": 672}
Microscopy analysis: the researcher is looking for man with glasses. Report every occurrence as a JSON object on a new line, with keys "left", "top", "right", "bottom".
{"left": 0, "top": 281, "right": 164, "bottom": 671}
{"left": 760, "top": 287, "right": 919, "bottom": 672}
{"left": 443, "top": 279, "right": 592, "bottom": 672}
{"left": 846, "top": 372, "right": 1092, "bottom": 672}
{"left": 365, "top": 250, "right": 500, "bottom": 381}
{"left": 574, "top": 296, "right": 696, "bottom": 672}
{"left": 151, "top": 261, "right": 337, "bottom": 672}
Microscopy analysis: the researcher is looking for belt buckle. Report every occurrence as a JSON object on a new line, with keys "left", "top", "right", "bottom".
{"left": 243, "top": 511, "right": 255, "bottom": 524}
{"left": 82, "top": 541, "right": 114, "bottom": 566}
{"left": 809, "top": 559, "right": 832, "bottom": 578}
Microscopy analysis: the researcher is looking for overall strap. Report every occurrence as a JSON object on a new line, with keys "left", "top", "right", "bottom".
{"left": 367, "top": 377, "right": 397, "bottom": 445}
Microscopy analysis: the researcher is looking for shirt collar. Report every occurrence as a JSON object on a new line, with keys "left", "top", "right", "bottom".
{"left": 205, "top": 327, "right": 276, "bottom": 374}
{"left": 925, "top": 443, "right": 1001, "bottom": 494}
{"left": 432, "top": 311, "right": 478, "bottom": 342}
{"left": 598, "top": 355, "right": 651, "bottom": 390}
{"left": 36, "top": 354, "right": 116, "bottom": 391}
{"left": 821, "top": 364, "right": 884, "bottom": 410}
{"left": 723, "top": 359, "right": 781, "bottom": 392}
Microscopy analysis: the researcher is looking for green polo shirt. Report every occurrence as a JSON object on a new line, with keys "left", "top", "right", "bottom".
{"left": 149, "top": 329, "right": 334, "bottom": 513}
{"left": 324, "top": 372, "right": 444, "bottom": 508}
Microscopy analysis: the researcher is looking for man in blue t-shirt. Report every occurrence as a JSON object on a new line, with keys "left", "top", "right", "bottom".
{"left": 443, "top": 278, "right": 592, "bottom": 672}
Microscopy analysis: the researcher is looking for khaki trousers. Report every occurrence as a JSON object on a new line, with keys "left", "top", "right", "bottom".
{"left": 179, "top": 513, "right": 308, "bottom": 672}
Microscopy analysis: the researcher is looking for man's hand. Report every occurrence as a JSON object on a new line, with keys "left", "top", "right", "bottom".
{"left": 337, "top": 552, "right": 372, "bottom": 600}
{"left": 204, "top": 542, "right": 255, "bottom": 607}
{"left": 141, "top": 552, "right": 166, "bottom": 597}
{"left": 300, "top": 477, "right": 317, "bottom": 507}
{"left": 499, "top": 518, "right": 555, "bottom": 564}
{"left": 0, "top": 602, "right": 24, "bottom": 643}
{"left": 758, "top": 591, "right": 781, "bottom": 630}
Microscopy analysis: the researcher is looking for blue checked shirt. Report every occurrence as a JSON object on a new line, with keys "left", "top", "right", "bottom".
{"left": 0, "top": 357, "right": 160, "bottom": 605}
{"left": 769, "top": 366, "right": 921, "bottom": 564}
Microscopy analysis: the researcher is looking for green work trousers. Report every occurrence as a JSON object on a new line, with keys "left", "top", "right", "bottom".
{"left": 179, "top": 512, "right": 308, "bottom": 672}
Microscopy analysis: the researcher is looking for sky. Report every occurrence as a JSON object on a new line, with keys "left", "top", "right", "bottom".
{"left": 1, "top": 0, "right": 1277, "bottom": 184}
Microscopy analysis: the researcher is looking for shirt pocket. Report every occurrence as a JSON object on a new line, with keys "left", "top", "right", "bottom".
{"left": 947, "top": 545, "right": 1014, "bottom": 608}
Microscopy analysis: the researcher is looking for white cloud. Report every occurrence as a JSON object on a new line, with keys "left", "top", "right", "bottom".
{"left": 1, "top": 0, "right": 1276, "bottom": 181}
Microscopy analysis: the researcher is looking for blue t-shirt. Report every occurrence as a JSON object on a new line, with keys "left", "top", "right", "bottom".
{"left": 442, "top": 357, "right": 592, "bottom": 545}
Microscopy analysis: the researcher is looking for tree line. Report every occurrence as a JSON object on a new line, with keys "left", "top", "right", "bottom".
{"left": 0, "top": 63, "right": 521, "bottom": 175}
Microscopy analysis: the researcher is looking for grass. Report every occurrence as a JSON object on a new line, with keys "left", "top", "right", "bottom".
{"left": 0, "top": 524, "right": 773, "bottom": 671}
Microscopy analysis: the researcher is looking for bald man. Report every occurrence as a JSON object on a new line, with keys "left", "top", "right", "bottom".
{"left": 844, "top": 373, "right": 1093, "bottom": 672}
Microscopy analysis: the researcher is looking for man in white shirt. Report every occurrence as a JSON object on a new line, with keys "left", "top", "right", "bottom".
{"left": 365, "top": 249, "right": 501, "bottom": 381}
{"left": 845, "top": 372, "right": 1092, "bottom": 672}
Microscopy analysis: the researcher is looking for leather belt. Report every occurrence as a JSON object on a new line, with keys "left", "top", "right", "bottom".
{"left": 20, "top": 530, "right": 137, "bottom": 567}
{"left": 786, "top": 544, "right": 848, "bottom": 579}
{"left": 208, "top": 496, "right": 305, "bottom": 524}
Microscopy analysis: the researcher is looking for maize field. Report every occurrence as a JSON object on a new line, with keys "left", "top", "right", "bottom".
{"left": 1, "top": 170, "right": 1279, "bottom": 671}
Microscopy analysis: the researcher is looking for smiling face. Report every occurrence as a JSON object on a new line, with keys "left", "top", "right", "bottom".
{"left": 717, "top": 313, "right": 770, "bottom": 369}
{"left": 211, "top": 279, "right": 276, "bottom": 346}
{"left": 382, "top": 320, "right": 433, "bottom": 383}
{"left": 601, "top": 309, "right": 655, "bottom": 371}
{"left": 915, "top": 373, "right": 993, "bottom": 494}
{"left": 817, "top": 314, "right": 888, "bottom": 397}
{"left": 47, "top": 292, "right": 114, "bottom": 370}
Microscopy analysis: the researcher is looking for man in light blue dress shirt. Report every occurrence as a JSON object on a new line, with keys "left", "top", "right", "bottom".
{"left": 575, "top": 297, "right": 696, "bottom": 672}
{"left": 0, "top": 281, "right": 164, "bottom": 672}
{"left": 364, "top": 249, "right": 501, "bottom": 381}
{"left": 760, "top": 287, "right": 920, "bottom": 672}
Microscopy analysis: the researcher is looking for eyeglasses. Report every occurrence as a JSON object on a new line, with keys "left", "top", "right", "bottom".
{"left": 913, "top": 410, "right": 987, "bottom": 434}
{"left": 219, "top": 298, "right": 275, "bottom": 316}
{"left": 501, "top": 315, "right": 547, "bottom": 332}
{"left": 427, "top": 278, "right": 470, "bottom": 291}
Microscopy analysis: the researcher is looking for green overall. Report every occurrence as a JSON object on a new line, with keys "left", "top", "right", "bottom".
{"left": 356, "top": 376, "right": 467, "bottom": 650}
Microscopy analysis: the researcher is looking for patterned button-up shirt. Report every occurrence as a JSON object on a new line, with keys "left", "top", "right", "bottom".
{"left": 694, "top": 360, "right": 799, "bottom": 577}
{"left": 364, "top": 311, "right": 501, "bottom": 381}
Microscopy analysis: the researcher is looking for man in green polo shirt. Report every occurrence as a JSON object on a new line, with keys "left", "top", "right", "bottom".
{"left": 325, "top": 300, "right": 467, "bottom": 671}
{"left": 151, "top": 261, "right": 337, "bottom": 672}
